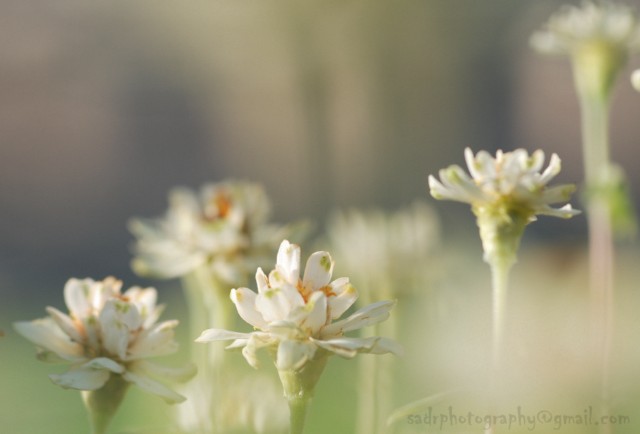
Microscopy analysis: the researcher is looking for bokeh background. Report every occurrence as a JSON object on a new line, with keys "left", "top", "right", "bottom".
{"left": 2, "top": 1, "right": 640, "bottom": 433}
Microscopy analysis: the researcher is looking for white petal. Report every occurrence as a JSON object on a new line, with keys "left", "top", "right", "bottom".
{"left": 45, "top": 306, "right": 84, "bottom": 344}
{"left": 82, "top": 357, "right": 125, "bottom": 374}
{"left": 231, "top": 288, "right": 268, "bottom": 329}
{"left": 123, "top": 286, "right": 158, "bottom": 327}
{"left": 539, "top": 153, "right": 561, "bottom": 184}
{"left": 63, "top": 278, "right": 94, "bottom": 320}
{"left": 292, "top": 291, "right": 327, "bottom": 334}
{"left": 313, "top": 336, "right": 403, "bottom": 358}
{"left": 276, "top": 240, "right": 301, "bottom": 284}
{"left": 128, "top": 320, "right": 179, "bottom": 359}
{"left": 276, "top": 340, "right": 316, "bottom": 371}
{"left": 50, "top": 367, "right": 110, "bottom": 390}
{"left": 255, "top": 268, "right": 270, "bottom": 294}
{"left": 123, "top": 370, "right": 186, "bottom": 404}
{"left": 195, "top": 328, "right": 251, "bottom": 343}
{"left": 14, "top": 318, "right": 84, "bottom": 361}
{"left": 302, "top": 251, "right": 334, "bottom": 290}
{"left": 321, "top": 300, "right": 395, "bottom": 337}
{"left": 255, "top": 285, "right": 303, "bottom": 323}
{"left": 99, "top": 300, "right": 139, "bottom": 360}
{"left": 327, "top": 281, "right": 357, "bottom": 320}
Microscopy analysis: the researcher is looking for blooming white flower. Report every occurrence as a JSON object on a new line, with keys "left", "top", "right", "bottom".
{"left": 633, "top": 69, "right": 640, "bottom": 91}
{"left": 531, "top": 1, "right": 640, "bottom": 56}
{"left": 326, "top": 202, "right": 440, "bottom": 299}
{"left": 129, "top": 181, "right": 290, "bottom": 284}
{"left": 429, "top": 148, "right": 579, "bottom": 267}
{"left": 14, "top": 277, "right": 196, "bottom": 403}
{"left": 196, "top": 240, "right": 401, "bottom": 371}
{"left": 429, "top": 148, "right": 579, "bottom": 222}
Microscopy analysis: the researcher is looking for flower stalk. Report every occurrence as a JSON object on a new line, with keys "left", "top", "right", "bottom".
{"left": 82, "top": 375, "right": 129, "bottom": 434}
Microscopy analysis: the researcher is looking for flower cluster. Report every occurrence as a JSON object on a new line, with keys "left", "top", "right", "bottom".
{"left": 129, "top": 181, "right": 288, "bottom": 284}
{"left": 196, "top": 240, "right": 401, "bottom": 372}
{"left": 14, "top": 277, "right": 195, "bottom": 403}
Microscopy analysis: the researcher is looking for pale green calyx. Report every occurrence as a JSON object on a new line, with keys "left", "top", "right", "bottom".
{"left": 429, "top": 148, "right": 580, "bottom": 266}
{"left": 531, "top": 1, "right": 640, "bottom": 99}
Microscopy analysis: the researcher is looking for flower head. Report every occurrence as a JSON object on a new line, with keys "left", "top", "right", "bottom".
{"left": 14, "top": 277, "right": 196, "bottom": 403}
{"left": 429, "top": 148, "right": 579, "bottom": 266}
{"left": 531, "top": 1, "right": 640, "bottom": 98}
{"left": 429, "top": 148, "right": 579, "bottom": 222}
{"left": 196, "top": 240, "right": 401, "bottom": 372}
{"left": 129, "top": 181, "right": 291, "bottom": 284}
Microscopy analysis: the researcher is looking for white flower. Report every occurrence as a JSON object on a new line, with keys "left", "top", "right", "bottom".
{"left": 14, "top": 277, "right": 196, "bottom": 403}
{"left": 196, "top": 240, "right": 401, "bottom": 371}
{"left": 633, "top": 69, "right": 640, "bottom": 91}
{"left": 129, "top": 181, "right": 289, "bottom": 284}
{"left": 326, "top": 202, "right": 440, "bottom": 298}
{"left": 531, "top": 1, "right": 640, "bottom": 55}
{"left": 429, "top": 148, "right": 579, "bottom": 222}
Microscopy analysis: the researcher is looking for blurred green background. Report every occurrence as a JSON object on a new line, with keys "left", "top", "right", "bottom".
{"left": 2, "top": 1, "right": 640, "bottom": 433}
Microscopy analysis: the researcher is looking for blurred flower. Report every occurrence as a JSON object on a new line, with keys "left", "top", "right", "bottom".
{"left": 531, "top": 1, "right": 640, "bottom": 98}
{"left": 129, "top": 181, "right": 291, "bottom": 285}
{"left": 429, "top": 148, "right": 579, "bottom": 266}
{"left": 177, "top": 373, "right": 288, "bottom": 434}
{"left": 633, "top": 68, "right": 640, "bottom": 91}
{"left": 14, "top": 277, "right": 196, "bottom": 403}
{"left": 326, "top": 201, "right": 440, "bottom": 300}
{"left": 196, "top": 240, "right": 401, "bottom": 371}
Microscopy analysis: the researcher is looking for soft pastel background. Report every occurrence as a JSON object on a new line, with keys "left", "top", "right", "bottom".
{"left": 2, "top": 1, "right": 640, "bottom": 433}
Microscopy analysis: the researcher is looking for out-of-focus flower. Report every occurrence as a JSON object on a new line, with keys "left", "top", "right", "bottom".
{"left": 326, "top": 202, "right": 440, "bottom": 300}
{"left": 531, "top": 1, "right": 640, "bottom": 98}
{"left": 177, "top": 373, "right": 288, "bottom": 434}
{"left": 129, "top": 181, "right": 290, "bottom": 285}
{"left": 429, "top": 148, "right": 579, "bottom": 266}
{"left": 632, "top": 68, "right": 640, "bottom": 91}
{"left": 14, "top": 277, "right": 196, "bottom": 403}
{"left": 196, "top": 240, "right": 401, "bottom": 371}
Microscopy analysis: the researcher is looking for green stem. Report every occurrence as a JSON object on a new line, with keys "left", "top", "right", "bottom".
{"left": 279, "top": 357, "right": 328, "bottom": 434}
{"left": 82, "top": 375, "right": 129, "bottom": 434}
{"left": 288, "top": 396, "right": 312, "bottom": 434}
{"left": 490, "top": 260, "right": 512, "bottom": 373}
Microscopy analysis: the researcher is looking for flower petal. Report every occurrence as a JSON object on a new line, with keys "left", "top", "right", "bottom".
{"left": 195, "top": 328, "right": 251, "bottom": 343}
{"left": 50, "top": 367, "right": 110, "bottom": 390}
{"left": 276, "top": 340, "right": 316, "bottom": 371}
{"left": 82, "top": 357, "right": 125, "bottom": 374}
{"left": 99, "top": 300, "right": 140, "bottom": 360}
{"left": 14, "top": 318, "right": 84, "bottom": 361}
{"left": 276, "top": 240, "right": 300, "bottom": 284}
{"left": 63, "top": 278, "right": 94, "bottom": 320}
{"left": 231, "top": 288, "right": 268, "bottom": 329}
{"left": 45, "top": 306, "right": 84, "bottom": 344}
{"left": 128, "top": 320, "right": 179, "bottom": 359}
{"left": 302, "top": 251, "right": 334, "bottom": 290}
{"left": 327, "top": 280, "right": 357, "bottom": 320}
{"left": 123, "top": 370, "right": 186, "bottom": 404}
{"left": 321, "top": 300, "right": 395, "bottom": 337}
{"left": 313, "top": 336, "right": 403, "bottom": 358}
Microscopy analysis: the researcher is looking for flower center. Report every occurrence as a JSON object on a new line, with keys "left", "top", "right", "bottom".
{"left": 204, "top": 191, "right": 233, "bottom": 221}
{"left": 296, "top": 280, "right": 336, "bottom": 303}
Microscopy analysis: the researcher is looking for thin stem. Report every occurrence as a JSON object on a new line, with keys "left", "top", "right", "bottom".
{"left": 82, "top": 375, "right": 129, "bottom": 434}
{"left": 578, "top": 95, "right": 615, "bottom": 434}
{"left": 490, "top": 260, "right": 512, "bottom": 375}
{"left": 288, "top": 396, "right": 312, "bottom": 434}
